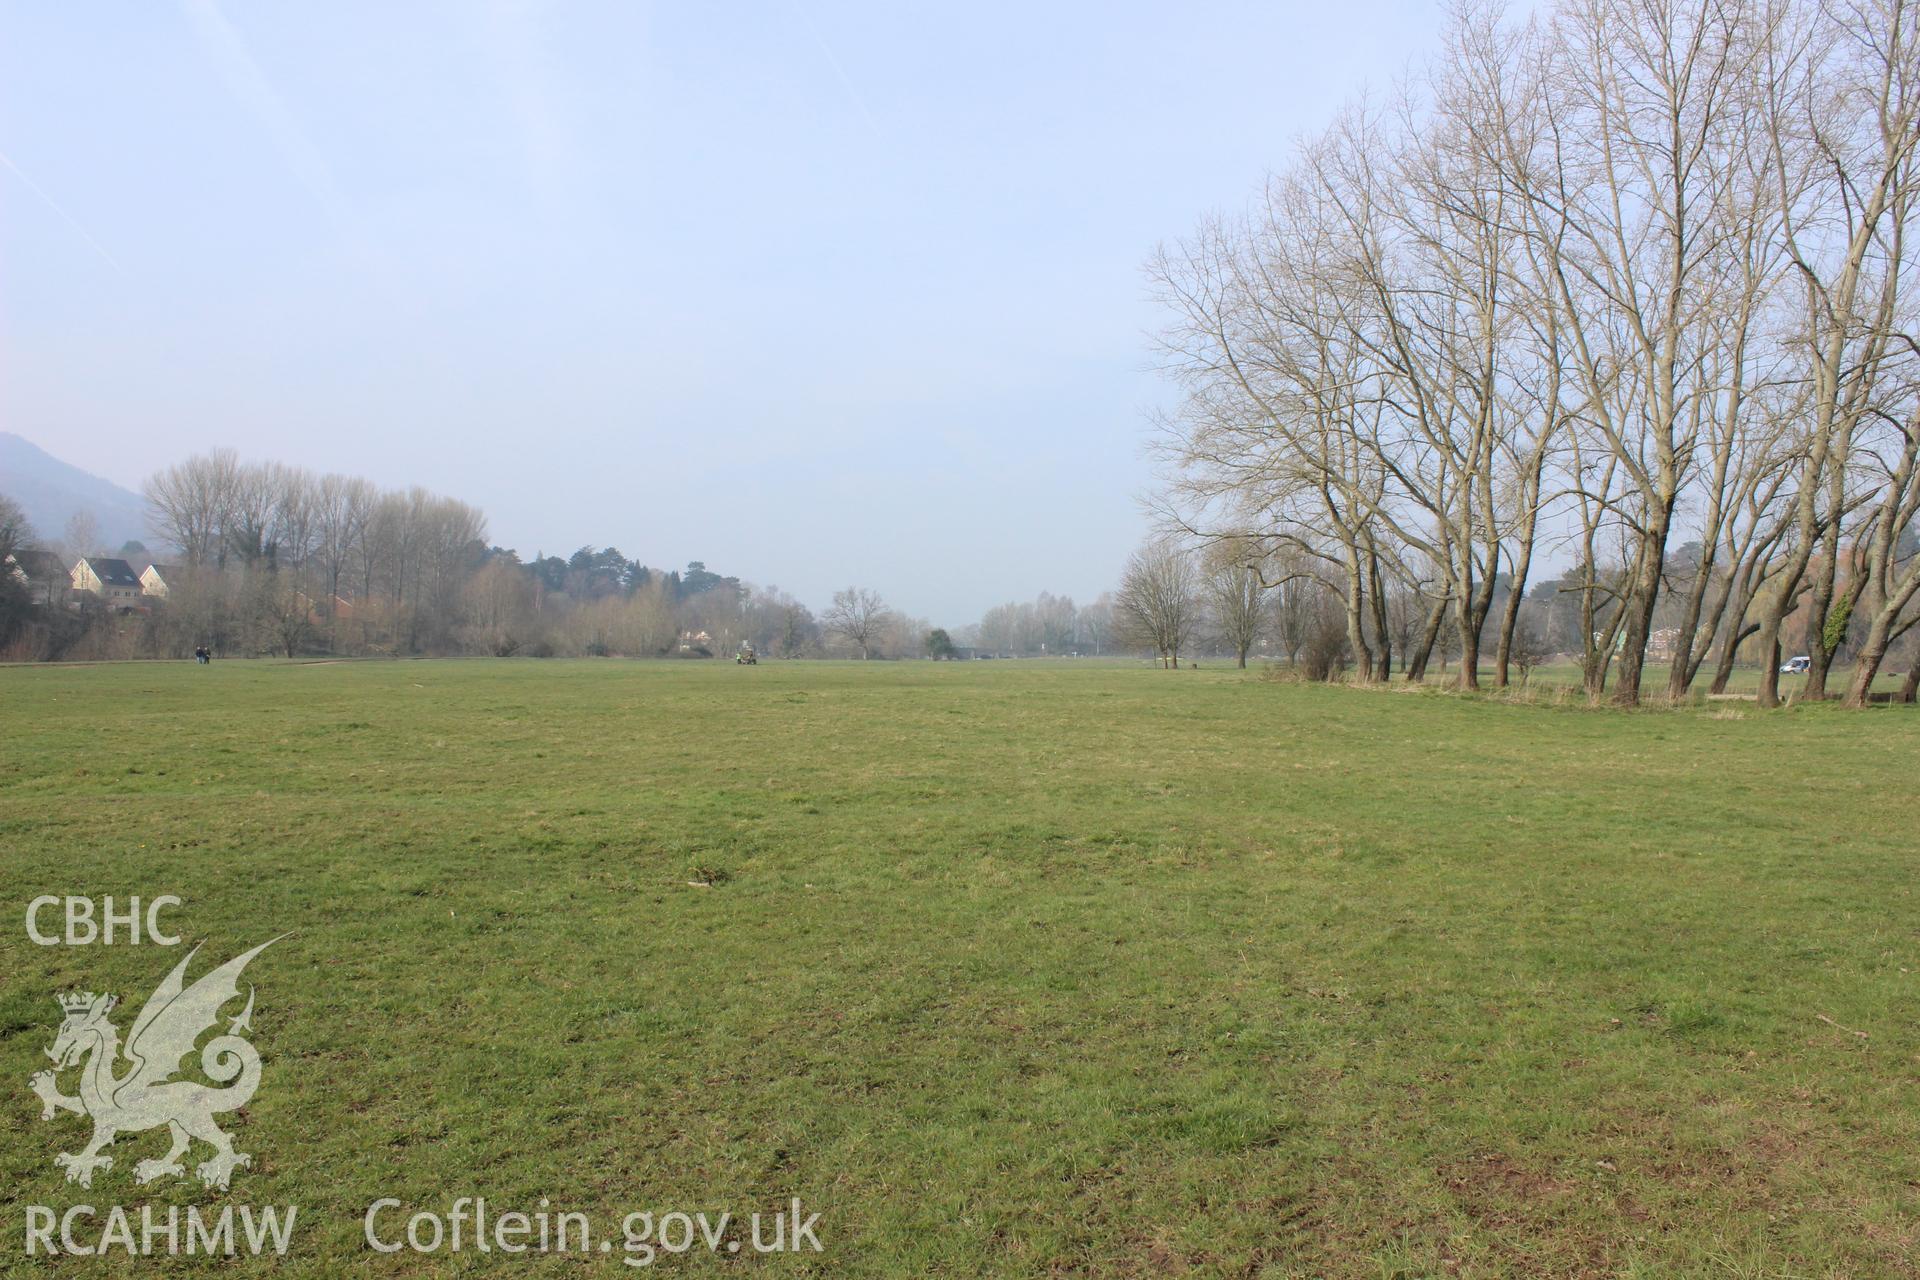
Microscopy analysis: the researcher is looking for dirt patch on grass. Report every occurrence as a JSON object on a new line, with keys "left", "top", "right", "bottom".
{"left": 1437, "top": 1153, "right": 1620, "bottom": 1278}
{"left": 1440, "top": 1151, "right": 1576, "bottom": 1221}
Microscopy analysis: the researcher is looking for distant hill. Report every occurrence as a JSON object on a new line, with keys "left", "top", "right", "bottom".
{"left": 0, "top": 432, "right": 150, "bottom": 552}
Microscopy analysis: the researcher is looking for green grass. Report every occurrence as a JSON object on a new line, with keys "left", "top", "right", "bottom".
{"left": 2, "top": 659, "right": 1917, "bottom": 1277}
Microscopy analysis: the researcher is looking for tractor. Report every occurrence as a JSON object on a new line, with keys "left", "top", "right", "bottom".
{"left": 736, "top": 643, "right": 758, "bottom": 665}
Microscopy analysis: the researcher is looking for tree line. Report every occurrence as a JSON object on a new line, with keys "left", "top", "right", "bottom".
{"left": 955, "top": 567, "right": 1309, "bottom": 671}
{"left": 959, "top": 593, "right": 1114, "bottom": 657}
{"left": 1, "top": 449, "right": 927, "bottom": 662}
{"left": 1150, "top": 0, "right": 1920, "bottom": 707}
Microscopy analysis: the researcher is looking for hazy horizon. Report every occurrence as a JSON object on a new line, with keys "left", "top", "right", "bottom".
{"left": 1, "top": 1, "right": 1446, "bottom": 623}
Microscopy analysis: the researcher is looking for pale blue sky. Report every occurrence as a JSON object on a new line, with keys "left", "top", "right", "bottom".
{"left": 1, "top": 1, "right": 1444, "bottom": 622}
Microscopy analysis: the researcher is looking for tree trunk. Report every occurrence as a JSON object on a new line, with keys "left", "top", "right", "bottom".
{"left": 1843, "top": 612, "right": 1892, "bottom": 707}
{"left": 1665, "top": 578, "right": 1709, "bottom": 702}
{"left": 1455, "top": 605, "right": 1480, "bottom": 692}
{"left": 1757, "top": 631, "right": 1785, "bottom": 705}
{"left": 1495, "top": 448, "right": 1548, "bottom": 690}
{"left": 1493, "top": 563, "right": 1528, "bottom": 690}
{"left": 1406, "top": 596, "right": 1446, "bottom": 683}
{"left": 1342, "top": 546, "right": 1373, "bottom": 682}
{"left": 1708, "top": 622, "right": 1759, "bottom": 695}
{"left": 1454, "top": 577, "right": 1495, "bottom": 693}
{"left": 1802, "top": 472, "right": 1851, "bottom": 701}
{"left": 1613, "top": 508, "right": 1670, "bottom": 705}
{"left": 1582, "top": 641, "right": 1609, "bottom": 699}
{"left": 1803, "top": 579, "right": 1837, "bottom": 699}
{"left": 1367, "top": 551, "right": 1392, "bottom": 681}
{"left": 1843, "top": 574, "right": 1920, "bottom": 707}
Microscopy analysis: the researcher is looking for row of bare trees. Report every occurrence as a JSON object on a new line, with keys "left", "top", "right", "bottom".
{"left": 144, "top": 450, "right": 487, "bottom": 654}
{"left": 964, "top": 592, "right": 1116, "bottom": 657}
{"left": 1152, "top": 0, "right": 1920, "bottom": 706}
{"left": 1108, "top": 540, "right": 1307, "bottom": 670}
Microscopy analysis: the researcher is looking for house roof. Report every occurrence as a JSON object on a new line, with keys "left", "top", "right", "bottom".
{"left": 85, "top": 557, "right": 142, "bottom": 588}
{"left": 6, "top": 549, "right": 66, "bottom": 579}
{"left": 141, "top": 562, "right": 179, "bottom": 581}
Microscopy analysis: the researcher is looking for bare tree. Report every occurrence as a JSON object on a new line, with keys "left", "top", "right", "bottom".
{"left": 1752, "top": 0, "right": 1920, "bottom": 706}
{"left": 1843, "top": 406, "right": 1920, "bottom": 703}
{"left": 61, "top": 511, "right": 101, "bottom": 562}
{"left": 1204, "top": 545, "right": 1266, "bottom": 667}
{"left": 1147, "top": 0, "right": 1920, "bottom": 710}
{"left": 744, "top": 586, "right": 818, "bottom": 658}
{"left": 220, "top": 461, "right": 276, "bottom": 569}
{"left": 144, "top": 449, "right": 238, "bottom": 566}
{"left": 312, "top": 473, "right": 376, "bottom": 649}
{"left": 1033, "top": 592, "right": 1077, "bottom": 654}
{"left": 1266, "top": 549, "right": 1318, "bottom": 669}
{"left": 461, "top": 556, "right": 538, "bottom": 656}
{"left": 1116, "top": 540, "right": 1199, "bottom": 668}
{"left": 259, "top": 576, "right": 312, "bottom": 658}
{"left": 823, "top": 587, "right": 892, "bottom": 659}
{"left": 410, "top": 491, "right": 488, "bottom": 652}
{"left": 267, "top": 463, "right": 318, "bottom": 577}
{"left": 1077, "top": 593, "right": 1115, "bottom": 656}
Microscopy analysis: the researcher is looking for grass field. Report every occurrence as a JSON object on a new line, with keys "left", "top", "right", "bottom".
{"left": 2, "top": 659, "right": 1918, "bottom": 1277}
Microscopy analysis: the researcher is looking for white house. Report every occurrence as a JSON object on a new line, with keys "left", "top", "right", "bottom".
{"left": 70, "top": 556, "right": 144, "bottom": 607}
{"left": 138, "top": 563, "right": 177, "bottom": 598}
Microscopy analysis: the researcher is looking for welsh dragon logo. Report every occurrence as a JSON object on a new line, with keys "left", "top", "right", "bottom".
{"left": 29, "top": 939, "right": 280, "bottom": 1190}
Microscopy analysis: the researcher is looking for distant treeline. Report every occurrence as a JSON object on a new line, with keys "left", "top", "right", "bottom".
{"left": 0, "top": 450, "right": 926, "bottom": 662}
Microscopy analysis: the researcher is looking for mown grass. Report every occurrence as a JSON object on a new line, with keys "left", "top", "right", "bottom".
{"left": 1, "top": 658, "right": 1917, "bottom": 1278}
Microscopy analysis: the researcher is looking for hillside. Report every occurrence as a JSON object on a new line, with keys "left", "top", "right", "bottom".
{"left": 0, "top": 431, "right": 149, "bottom": 550}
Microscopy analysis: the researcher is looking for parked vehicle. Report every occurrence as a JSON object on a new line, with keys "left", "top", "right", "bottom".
{"left": 736, "top": 643, "right": 757, "bottom": 665}
{"left": 1779, "top": 655, "right": 1811, "bottom": 674}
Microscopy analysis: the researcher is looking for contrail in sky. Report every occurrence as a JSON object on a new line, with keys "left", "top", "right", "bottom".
{"left": 0, "top": 149, "right": 125, "bottom": 273}
{"left": 182, "top": 0, "right": 349, "bottom": 225}
{"left": 783, "top": 0, "right": 884, "bottom": 139}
